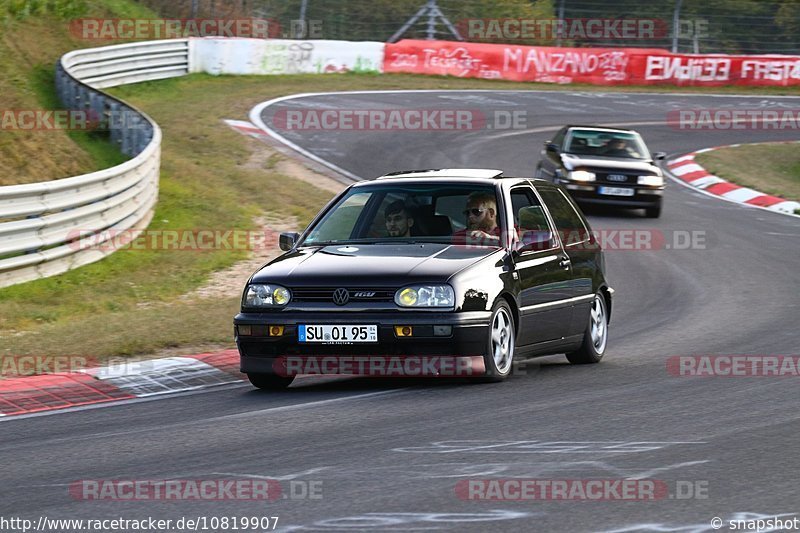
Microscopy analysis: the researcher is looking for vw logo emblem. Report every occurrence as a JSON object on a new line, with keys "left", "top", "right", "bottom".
{"left": 333, "top": 288, "right": 350, "bottom": 306}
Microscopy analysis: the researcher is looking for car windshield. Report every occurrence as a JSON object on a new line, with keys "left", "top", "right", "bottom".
{"left": 565, "top": 130, "right": 650, "bottom": 160}
{"left": 301, "top": 182, "right": 502, "bottom": 247}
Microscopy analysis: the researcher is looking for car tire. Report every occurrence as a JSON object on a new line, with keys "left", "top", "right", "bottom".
{"left": 247, "top": 373, "right": 294, "bottom": 390}
{"left": 644, "top": 204, "right": 662, "bottom": 218}
{"left": 566, "top": 293, "right": 608, "bottom": 364}
{"left": 473, "top": 300, "right": 516, "bottom": 382}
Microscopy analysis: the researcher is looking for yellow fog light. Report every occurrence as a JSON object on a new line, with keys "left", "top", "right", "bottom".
{"left": 269, "top": 325, "right": 285, "bottom": 337}
{"left": 395, "top": 326, "right": 413, "bottom": 337}
{"left": 398, "top": 288, "right": 418, "bottom": 306}
{"left": 273, "top": 287, "right": 290, "bottom": 305}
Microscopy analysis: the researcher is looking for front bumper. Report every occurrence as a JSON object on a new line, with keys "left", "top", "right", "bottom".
{"left": 558, "top": 180, "right": 664, "bottom": 207}
{"left": 234, "top": 310, "right": 491, "bottom": 374}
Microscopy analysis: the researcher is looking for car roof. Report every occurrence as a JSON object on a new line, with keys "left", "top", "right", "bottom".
{"left": 358, "top": 169, "right": 551, "bottom": 188}
{"left": 566, "top": 125, "right": 638, "bottom": 134}
{"left": 376, "top": 168, "right": 505, "bottom": 180}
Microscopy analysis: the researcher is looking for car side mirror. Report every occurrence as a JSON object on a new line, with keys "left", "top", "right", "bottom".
{"left": 514, "top": 230, "right": 554, "bottom": 254}
{"left": 279, "top": 232, "right": 299, "bottom": 251}
{"left": 653, "top": 151, "right": 666, "bottom": 160}
{"left": 544, "top": 142, "right": 558, "bottom": 153}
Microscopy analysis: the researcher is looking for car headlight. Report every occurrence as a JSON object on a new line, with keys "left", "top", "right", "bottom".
{"left": 395, "top": 285, "right": 455, "bottom": 308}
{"left": 243, "top": 284, "right": 291, "bottom": 308}
{"left": 637, "top": 175, "right": 664, "bottom": 186}
{"left": 568, "top": 170, "right": 596, "bottom": 182}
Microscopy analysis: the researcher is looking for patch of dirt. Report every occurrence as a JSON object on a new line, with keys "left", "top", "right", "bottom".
{"left": 242, "top": 138, "right": 347, "bottom": 194}
{"left": 179, "top": 212, "right": 297, "bottom": 302}
{"left": 179, "top": 136, "right": 347, "bottom": 303}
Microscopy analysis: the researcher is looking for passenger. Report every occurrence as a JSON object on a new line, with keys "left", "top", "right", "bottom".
{"left": 384, "top": 200, "right": 414, "bottom": 237}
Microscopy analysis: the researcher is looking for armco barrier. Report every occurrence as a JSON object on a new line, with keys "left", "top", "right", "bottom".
{"left": 0, "top": 40, "right": 193, "bottom": 288}
{"left": 0, "top": 38, "right": 384, "bottom": 289}
{"left": 385, "top": 40, "right": 800, "bottom": 86}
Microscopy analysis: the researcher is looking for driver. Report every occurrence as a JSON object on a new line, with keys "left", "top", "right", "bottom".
{"left": 603, "top": 138, "right": 631, "bottom": 156}
{"left": 453, "top": 191, "right": 500, "bottom": 246}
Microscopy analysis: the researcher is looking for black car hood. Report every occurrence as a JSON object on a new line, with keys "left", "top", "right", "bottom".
{"left": 561, "top": 154, "right": 659, "bottom": 173}
{"left": 251, "top": 243, "right": 501, "bottom": 286}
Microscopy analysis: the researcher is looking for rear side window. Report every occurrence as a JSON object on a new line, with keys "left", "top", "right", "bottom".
{"left": 537, "top": 188, "right": 590, "bottom": 245}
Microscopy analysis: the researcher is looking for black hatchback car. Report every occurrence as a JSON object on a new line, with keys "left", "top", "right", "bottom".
{"left": 536, "top": 126, "right": 666, "bottom": 218}
{"left": 234, "top": 169, "right": 613, "bottom": 389}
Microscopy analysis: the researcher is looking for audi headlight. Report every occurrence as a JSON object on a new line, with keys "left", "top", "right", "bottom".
{"left": 568, "top": 170, "right": 596, "bottom": 182}
{"left": 244, "top": 284, "right": 291, "bottom": 308}
{"left": 395, "top": 285, "right": 455, "bottom": 308}
{"left": 637, "top": 175, "right": 664, "bottom": 186}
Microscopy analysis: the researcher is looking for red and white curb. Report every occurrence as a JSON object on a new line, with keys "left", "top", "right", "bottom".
{"left": 224, "top": 119, "right": 272, "bottom": 142}
{"left": 666, "top": 144, "right": 800, "bottom": 216}
{"left": 0, "top": 350, "right": 243, "bottom": 418}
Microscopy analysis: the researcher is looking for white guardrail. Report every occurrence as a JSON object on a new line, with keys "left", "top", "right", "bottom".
{"left": 0, "top": 38, "right": 385, "bottom": 288}
{"left": 0, "top": 40, "right": 190, "bottom": 288}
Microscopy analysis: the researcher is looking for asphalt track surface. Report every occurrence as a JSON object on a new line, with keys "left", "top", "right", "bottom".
{"left": 2, "top": 91, "right": 799, "bottom": 532}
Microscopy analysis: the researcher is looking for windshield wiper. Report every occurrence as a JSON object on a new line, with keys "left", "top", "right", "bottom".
{"left": 300, "top": 240, "right": 350, "bottom": 247}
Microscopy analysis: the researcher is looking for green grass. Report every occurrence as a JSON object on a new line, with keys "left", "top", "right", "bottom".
{"left": 695, "top": 143, "right": 800, "bottom": 201}
{"left": 0, "top": 1, "right": 158, "bottom": 184}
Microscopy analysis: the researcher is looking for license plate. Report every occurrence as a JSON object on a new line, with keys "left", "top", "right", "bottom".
{"left": 598, "top": 186, "right": 635, "bottom": 196}
{"left": 299, "top": 325, "right": 378, "bottom": 343}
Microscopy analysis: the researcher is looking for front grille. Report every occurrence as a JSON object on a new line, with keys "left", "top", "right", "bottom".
{"left": 290, "top": 287, "right": 396, "bottom": 303}
{"left": 594, "top": 171, "right": 659, "bottom": 185}
{"left": 596, "top": 172, "right": 633, "bottom": 184}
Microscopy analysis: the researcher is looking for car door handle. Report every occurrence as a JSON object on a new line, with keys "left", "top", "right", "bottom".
{"left": 559, "top": 257, "right": 571, "bottom": 269}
